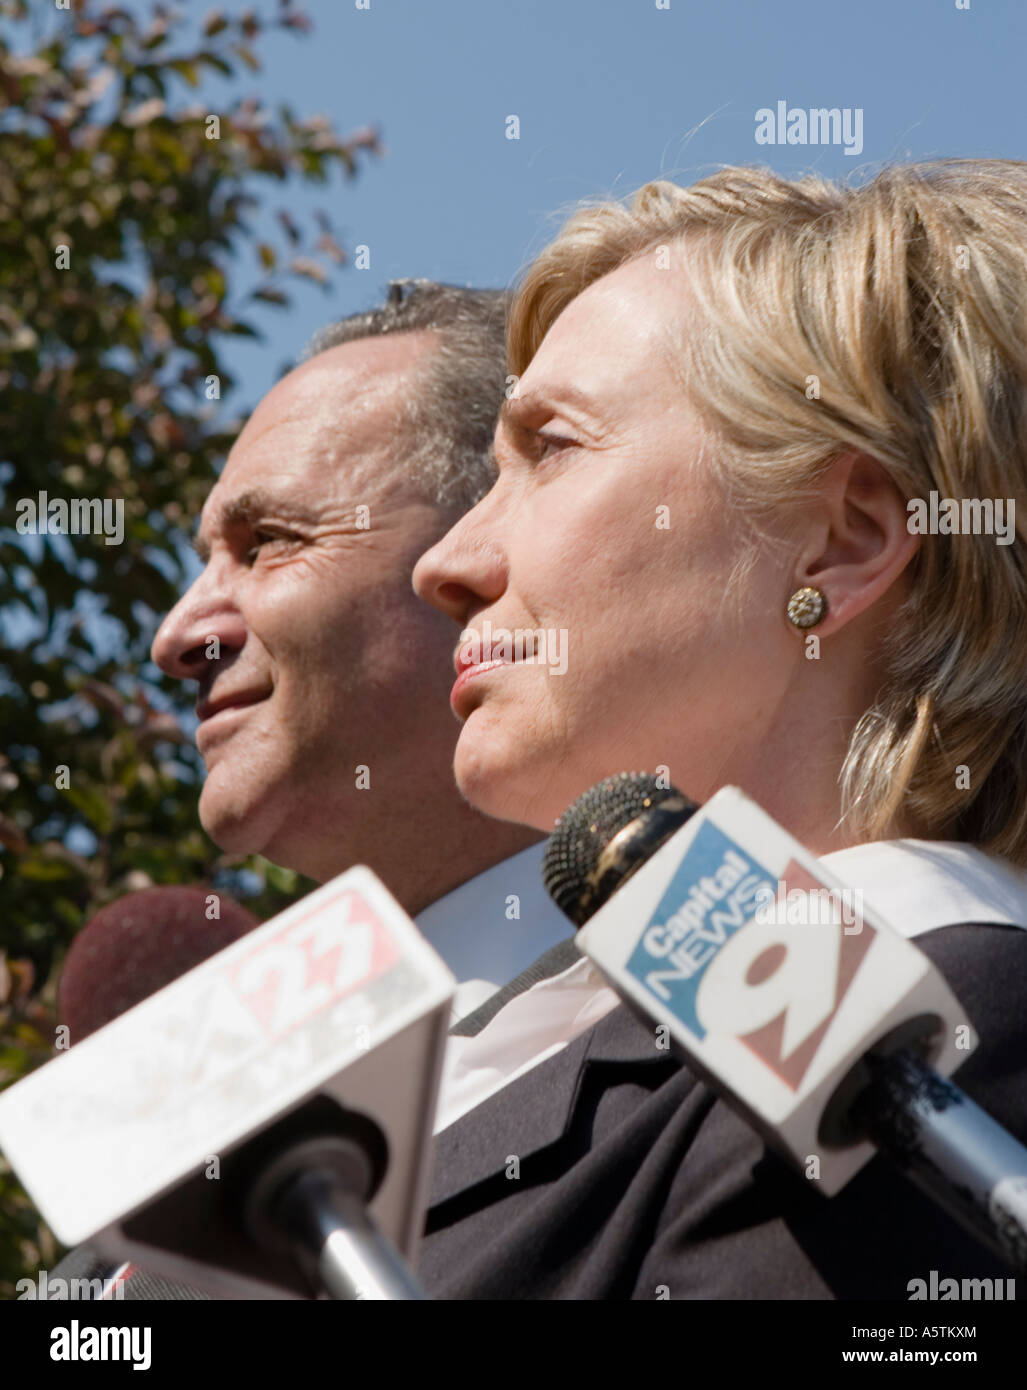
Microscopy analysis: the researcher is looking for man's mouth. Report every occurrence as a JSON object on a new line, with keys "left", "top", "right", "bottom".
{"left": 196, "top": 689, "right": 269, "bottom": 722}
{"left": 195, "top": 689, "right": 270, "bottom": 744}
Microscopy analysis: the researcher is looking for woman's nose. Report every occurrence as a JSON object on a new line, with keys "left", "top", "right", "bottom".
{"left": 413, "top": 518, "right": 509, "bottom": 626}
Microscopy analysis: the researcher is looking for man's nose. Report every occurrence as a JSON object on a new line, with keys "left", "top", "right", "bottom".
{"left": 150, "top": 572, "right": 248, "bottom": 681}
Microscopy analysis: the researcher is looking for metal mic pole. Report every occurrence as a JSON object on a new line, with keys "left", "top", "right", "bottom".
{"left": 244, "top": 1132, "right": 427, "bottom": 1300}
{"left": 851, "top": 1047, "right": 1027, "bottom": 1273}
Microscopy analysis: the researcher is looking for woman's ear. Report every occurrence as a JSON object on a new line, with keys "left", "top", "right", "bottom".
{"left": 795, "top": 452, "right": 920, "bottom": 635}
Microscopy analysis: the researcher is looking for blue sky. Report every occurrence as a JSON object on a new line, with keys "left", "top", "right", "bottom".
{"left": 219, "top": 0, "right": 1027, "bottom": 410}
{"left": 5, "top": 0, "right": 1023, "bottom": 622}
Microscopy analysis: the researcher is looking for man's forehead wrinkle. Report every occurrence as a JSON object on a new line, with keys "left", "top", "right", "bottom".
{"left": 216, "top": 423, "right": 389, "bottom": 529}
{"left": 198, "top": 343, "right": 437, "bottom": 552}
{"left": 236, "top": 391, "right": 366, "bottom": 460}
{"left": 237, "top": 341, "right": 414, "bottom": 453}
{"left": 238, "top": 379, "right": 410, "bottom": 491}
{"left": 291, "top": 346, "right": 423, "bottom": 419}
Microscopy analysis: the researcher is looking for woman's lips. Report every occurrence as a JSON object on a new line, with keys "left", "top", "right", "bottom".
{"left": 450, "top": 658, "right": 509, "bottom": 716}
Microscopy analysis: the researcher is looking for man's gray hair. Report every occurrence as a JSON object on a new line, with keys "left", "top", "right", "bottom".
{"left": 304, "top": 280, "right": 510, "bottom": 512}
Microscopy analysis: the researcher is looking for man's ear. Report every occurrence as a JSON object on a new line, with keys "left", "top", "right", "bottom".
{"left": 795, "top": 452, "right": 920, "bottom": 635}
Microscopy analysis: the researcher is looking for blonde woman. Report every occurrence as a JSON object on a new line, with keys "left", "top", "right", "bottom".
{"left": 412, "top": 162, "right": 1027, "bottom": 1299}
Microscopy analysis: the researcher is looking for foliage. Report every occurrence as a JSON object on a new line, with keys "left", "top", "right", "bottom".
{"left": 0, "top": 0, "right": 377, "bottom": 1296}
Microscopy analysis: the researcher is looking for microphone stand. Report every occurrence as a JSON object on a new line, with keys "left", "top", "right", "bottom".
{"left": 849, "top": 1047, "right": 1027, "bottom": 1273}
{"left": 243, "top": 1130, "right": 427, "bottom": 1300}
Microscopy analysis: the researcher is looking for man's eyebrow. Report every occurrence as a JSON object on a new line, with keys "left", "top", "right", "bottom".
{"left": 191, "top": 490, "right": 315, "bottom": 563}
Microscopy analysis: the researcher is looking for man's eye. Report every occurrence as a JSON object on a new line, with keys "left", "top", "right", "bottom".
{"left": 245, "top": 530, "right": 290, "bottom": 563}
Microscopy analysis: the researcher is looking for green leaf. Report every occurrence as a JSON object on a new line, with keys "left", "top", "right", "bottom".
{"left": 232, "top": 43, "right": 260, "bottom": 73}
{"left": 169, "top": 59, "right": 199, "bottom": 88}
{"left": 250, "top": 286, "right": 287, "bottom": 305}
{"left": 15, "top": 857, "right": 75, "bottom": 883}
{"left": 196, "top": 51, "right": 232, "bottom": 76}
{"left": 59, "top": 781, "right": 114, "bottom": 833}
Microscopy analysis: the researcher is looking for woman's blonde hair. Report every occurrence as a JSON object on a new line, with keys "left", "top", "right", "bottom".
{"left": 509, "top": 161, "right": 1027, "bottom": 862}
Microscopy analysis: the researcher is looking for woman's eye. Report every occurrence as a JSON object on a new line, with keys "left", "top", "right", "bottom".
{"left": 533, "top": 432, "right": 576, "bottom": 463}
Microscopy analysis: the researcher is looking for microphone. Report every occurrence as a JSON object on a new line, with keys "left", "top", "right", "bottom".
{"left": 0, "top": 868, "right": 455, "bottom": 1299}
{"left": 542, "top": 773, "right": 1027, "bottom": 1272}
{"left": 54, "top": 886, "right": 262, "bottom": 1297}
{"left": 59, "top": 886, "right": 261, "bottom": 1042}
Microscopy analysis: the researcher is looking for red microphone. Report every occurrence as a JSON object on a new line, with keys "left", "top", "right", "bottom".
{"left": 59, "top": 886, "right": 261, "bottom": 1042}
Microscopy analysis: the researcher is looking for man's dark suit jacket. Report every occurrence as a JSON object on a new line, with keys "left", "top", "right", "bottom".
{"left": 48, "top": 921, "right": 1027, "bottom": 1299}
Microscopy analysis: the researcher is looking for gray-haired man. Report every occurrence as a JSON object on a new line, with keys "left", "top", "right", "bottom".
{"left": 49, "top": 282, "right": 570, "bottom": 1299}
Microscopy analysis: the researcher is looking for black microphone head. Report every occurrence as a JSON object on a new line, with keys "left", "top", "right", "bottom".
{"left": 542, "top": 772, "right": 699, "bottom": 927}
{"left": 59, "top": 886, "right": 261, "bottom": 1043}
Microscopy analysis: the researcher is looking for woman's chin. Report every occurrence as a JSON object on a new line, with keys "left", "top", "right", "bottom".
{"left": 454, "top": 725, "right": 556, "bottom": 831}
